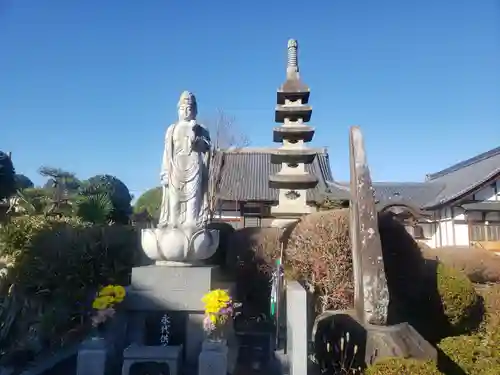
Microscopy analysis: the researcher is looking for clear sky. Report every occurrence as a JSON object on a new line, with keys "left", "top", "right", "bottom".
{"left": 2, "top": 0, "right": 499, "bottom": 199}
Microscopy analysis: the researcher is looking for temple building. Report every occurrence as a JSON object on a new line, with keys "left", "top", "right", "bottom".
{"left": 210, "top": 39, "right": 500, "bottom": 252}
{"left": 369, "top": 147, "right": 500, "bottom": 250}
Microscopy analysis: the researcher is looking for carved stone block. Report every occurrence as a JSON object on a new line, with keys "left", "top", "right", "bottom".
{"left": 313, "top": 310, "right": 436, "bottom": 370}
{"left": 122, "top": 345, "right": 182, "bottom": 375}
{"left": 365, "top": 322, "right": 437, "bottom": 366}
{"left": 127, "top": 265, "right": 223, "bottom": 311}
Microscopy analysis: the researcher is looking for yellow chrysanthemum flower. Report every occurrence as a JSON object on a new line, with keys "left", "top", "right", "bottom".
{"left": 202, "top": 289, "right": 232, "bottom": 315}
{"left": 98, "top": 285, "right": 115, "bottom": 297}
{"left": 92, "top": 296, "right": 110, "bottom": 310}
{"left": 113, "top": 285, "right": 126, "bottom": 299}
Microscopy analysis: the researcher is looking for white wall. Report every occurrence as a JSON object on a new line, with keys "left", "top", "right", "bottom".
{"left": 422, "top": 179, "right": 500, "bottom": 248}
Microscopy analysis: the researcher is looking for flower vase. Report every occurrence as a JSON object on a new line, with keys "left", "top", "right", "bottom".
{"left": 89, "top": 324, "right": 106, "bottom": 341}
{"left": 198, "top": 339, "right": 228, "bottom": 375}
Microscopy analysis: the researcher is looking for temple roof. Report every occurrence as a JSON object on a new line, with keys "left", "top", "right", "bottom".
{"left": 326, "top": 145, "right": 500, "bottom": 210}
{"left": 212, "top": 144, "right": 500, "bottom": 210}
{"left": 213, "top": 148, "right": 344, "bottom": 203}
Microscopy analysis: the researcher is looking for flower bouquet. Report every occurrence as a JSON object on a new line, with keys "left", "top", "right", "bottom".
{"left": 90, "top": 284, "right": 126, "bottom": 335}
{"left": 201, "top": 289, "right": 239, "bottom": 342}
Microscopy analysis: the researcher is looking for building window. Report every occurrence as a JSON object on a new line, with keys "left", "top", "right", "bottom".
{"left": 242, "top": 203, "right": 263, "bottom": 216}
{"left": 470, "top": 223, "right": 500, "bottom": 241}
{"left": 413, "top": 225, "right": 426, "bottom": 240}
{"left": 404, "top": 224, "right": 429, "bottom": 240}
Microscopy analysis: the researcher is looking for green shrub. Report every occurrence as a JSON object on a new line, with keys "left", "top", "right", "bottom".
{"left": 438, "top": 334, "right": 500, "bottom": 375}
{"left": 478, "top": 284, "right": 500, "bottom": 329}
{"left": 206, "top": 220, "right": 235, "bottom": 267}
{"left": 438, "top": 285, "right": 500, "bottom": 374}
{"left": 14, "top": 174, "right": 34, "bottom": 190}
{"left": 0, "top": 151, "right": 16, "bottom": 201}
{"left": 82, "top": 174, "right": 132, "bottom": 224}
{"left": 0, "top": 215, "right": 87, "bottom": 259}
{"left": 436, "top": 262, "right": 479, "bottom": 332}
{"left": 0, "top": 215, "right": 140, "bottom": 362}
{"left": 365, "top": 357, "right": 442, "bottom": 375}
{"left": 133, "top": 186, "right": 162, "bottom": 221}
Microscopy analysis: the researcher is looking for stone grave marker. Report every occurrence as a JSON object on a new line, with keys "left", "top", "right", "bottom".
{"left": 347, "top": 126, "right": 437, "bottom": 365}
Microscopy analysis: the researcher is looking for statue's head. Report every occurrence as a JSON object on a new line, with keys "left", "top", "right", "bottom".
{"left": 177, "top": 91, "right": 197, "bottom": 121}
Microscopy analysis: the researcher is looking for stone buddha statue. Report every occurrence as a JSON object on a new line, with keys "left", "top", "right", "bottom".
{"left": 141, "top": 91, "right": 219, "bottom": 264}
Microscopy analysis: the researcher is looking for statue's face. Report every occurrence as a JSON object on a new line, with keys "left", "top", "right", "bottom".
{"left": 178, "top": 104, "right": 194, "bottom": 121}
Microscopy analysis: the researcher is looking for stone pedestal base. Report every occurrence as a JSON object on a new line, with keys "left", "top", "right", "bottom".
{"left": 312, "top": 310, "right": 437, "bottom": 368}
{"left": 269, "top": 218, "right": 299, "bottom": 229}
{"left": 198, "top": 340, "right": 228, "bottom": 375}
{"left": 122, "top": 344, "right": 182, "bottom": 375}
{"left": 125, "top": 265, "right": 234, "bottom": 367}
{"left": 365, "top": 322, "right": 437, "bottom": 365}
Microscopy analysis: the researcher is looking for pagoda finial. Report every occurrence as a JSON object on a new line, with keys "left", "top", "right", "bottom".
{"left": 287, "top": 39, "right": 299, "bottom": 77}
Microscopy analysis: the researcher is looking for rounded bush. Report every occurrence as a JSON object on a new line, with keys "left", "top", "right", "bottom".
{"left": 206, "top": 220, "right": 235, "bottom": 266}
{"left": 83, "top": 174, "right": 132, "bottom": 223}
{"left": 436, "top": 262, "right": 479, "bottom": 331}
{"left": 365, "top": 358, "right": 442, "bottom": 375}
{"left": 133, "top": 186, "right": 162, "bottom": 221}
{"left": 0, "top": 216, "right": 140, "bottom": 360}
{"left": 478, "top": 284, "right": 500, "bottom": 330}
{"left": 0, "top": 151, "right": 16, "bottom": 200}
{"left": 378, "top": 213, "right": 427, "bottom": 305}
{"left": 14, "top": 174, "right": 34, "bottom": 190}
{"left": 0, "top": 215, "right": 87, "bottom": 258}
{"left": 286, "top": 209, "right": 352, "bottom": 313}
{"left": 226, "top": 227, "right": 281, "bottom": 315}
{"left": 438, "top": 334, "right": 497, "bottom": 374}
{"left": 422, "top": 246, "right": 500, "bottom": 283}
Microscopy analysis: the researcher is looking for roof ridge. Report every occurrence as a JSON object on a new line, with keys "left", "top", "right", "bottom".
{"left": 426, "top": 145, "right": 500, "bottom": 181}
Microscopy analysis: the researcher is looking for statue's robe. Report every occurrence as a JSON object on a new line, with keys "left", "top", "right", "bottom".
{"left": 158, "top": 120, "right": 211, "bottom": 229}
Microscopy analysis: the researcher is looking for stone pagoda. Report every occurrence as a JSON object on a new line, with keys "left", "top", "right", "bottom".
{"left": 269, "top": 39, "right": 318, "bottom": 223}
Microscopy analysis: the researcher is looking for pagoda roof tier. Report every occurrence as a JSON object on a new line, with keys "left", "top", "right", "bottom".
{"left": 275, "top": 104, "right": 312, "bottom": 123}
{"left": 273, "top": 125, "right": 315, "bottom": 143}
{"left": 269, "top": 173, "right": 319, "bottom": 190}
{"left": 277, "top": 82, "right": 310, "bottom": 105}
{"left": 269, "top": 148, "right": 317, "bottom": 164}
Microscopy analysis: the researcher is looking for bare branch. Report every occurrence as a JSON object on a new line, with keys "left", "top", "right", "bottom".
{"left": 203, "top": 108, "right": 250, "bottom": 150}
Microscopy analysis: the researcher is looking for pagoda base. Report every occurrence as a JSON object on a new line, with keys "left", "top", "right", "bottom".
{"left": 269, "top": 217, "right": 300, "bottom": 229}
{"left": 270, "top": 201, "right": 316, "bottom": 220}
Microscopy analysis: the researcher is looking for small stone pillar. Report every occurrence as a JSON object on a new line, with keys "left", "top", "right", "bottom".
{"left": 76, "top": 337, "right": 107, "bottom": 375}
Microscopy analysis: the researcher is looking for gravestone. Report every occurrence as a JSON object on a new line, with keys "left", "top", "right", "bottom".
{"left": 343, "top": 126, "right": 437, "bottom": 365}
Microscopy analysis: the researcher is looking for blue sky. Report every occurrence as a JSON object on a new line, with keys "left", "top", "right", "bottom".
{"left": 1, "top": 0, "right": 499, "bottom": 198}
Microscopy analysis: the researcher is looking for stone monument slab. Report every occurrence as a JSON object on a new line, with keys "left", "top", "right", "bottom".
{"left": 127, "top": 265, "right": 223, "bottom": 311}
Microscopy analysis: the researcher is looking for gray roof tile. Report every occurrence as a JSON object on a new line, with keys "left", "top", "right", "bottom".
{"left": 372, "top": 182, "right": 445, "bottom": 208}
{"left": 214, "top": 148, "right": 333, "bottom": 203}
{"left": 214, "top": 145, "right": 500, "bottom": 210}
{"left": 325, "top": 146, "right": 500, "bottom": 210}
{"left": 424, "top": 147, "right": 500, "bottom": 208}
